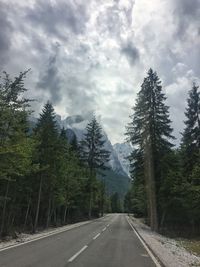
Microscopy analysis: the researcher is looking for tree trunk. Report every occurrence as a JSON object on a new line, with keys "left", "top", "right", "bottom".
{"left": 33, "top": 175, "right": 43, "bottom": 233}
{"left": 100, "top": 180, "right": 105, "bottom": 217}
{"left": 88, "top": 170, "right": 93, "bottom": 219}
{"left": 160, "top": 210, "right": 167, "bottom": 232}
{"left": 23, "top": 196, "right": 31, "bottom": 230}
{"left": 53, "top": 209, "right": 57, "bottom": 225}
{"left": 0, "top": 179, "right": 10, "bottom": 237}
{"left": 145, "top": 140, "right": 158, "bottom": 232}
{"left": 63, "top": 205, "right": 68, "bottom": 224}
{"left": 46, "top": 196, "right": 51, "bottom": 228}
{"left": 88, "top": 190, "right": 92, "bottom": 219}
{"left": 66, "top": 207, "right": 70, "bottom": 223}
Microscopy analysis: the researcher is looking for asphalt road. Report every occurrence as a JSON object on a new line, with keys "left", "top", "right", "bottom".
{"left": 0, "top": 214, "right": 157, "bottom": 267}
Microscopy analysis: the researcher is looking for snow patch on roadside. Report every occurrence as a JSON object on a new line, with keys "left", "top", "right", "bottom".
{"left": 129, "top": 217, "right": 200, "bottom": 267}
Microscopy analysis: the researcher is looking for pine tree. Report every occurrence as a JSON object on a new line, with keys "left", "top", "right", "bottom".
{"left": 181, "top": 83, "right": 200, "bottom": 181}
{"left": 80, "top": 116, "right": 110, "bottom": 218}
{"left": 80, "top": 116, "right": 110, "bottom": 171}
{"left": 126, "top": 69, "right": 174, "bottom": 231}
{"left": 57, "top": 128, "right": 81, "bottom": 224}
{"left": 0, "top": 70, "right": 32, "bottom": 237}
{"left": 180, "top": 83, "right": 200, "bottom": 233}
{"left": 33, "top": 101, "right": 59, "bottom": 232}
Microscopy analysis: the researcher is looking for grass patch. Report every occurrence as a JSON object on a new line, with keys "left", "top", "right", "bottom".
{"left": 178, "top": 239, "right": 200, "bottom": 257}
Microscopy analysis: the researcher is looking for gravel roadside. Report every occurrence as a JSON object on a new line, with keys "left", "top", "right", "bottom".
{"left": 129, "top": 216, "right": 200, "bottom": 267}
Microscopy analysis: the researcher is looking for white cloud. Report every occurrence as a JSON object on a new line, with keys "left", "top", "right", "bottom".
{"left": 1, "top": 0, "right": 199, "bottom": 144}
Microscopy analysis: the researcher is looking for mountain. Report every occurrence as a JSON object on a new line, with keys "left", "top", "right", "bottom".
{"left": 99, "top": 169, "right": 130, "bottom": 198}
{"left": 29, "top": 114, "right": 130, "bottom": 198}
{"left": 113, "top": 142, "right": 132, "bottom": 176}
{"left": 61, "top": 115, "right": 127, "bottom": 176}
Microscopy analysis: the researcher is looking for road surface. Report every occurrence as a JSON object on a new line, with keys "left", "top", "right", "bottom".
{"left": 0, "top": 214, "right": 158, "bottom": 267}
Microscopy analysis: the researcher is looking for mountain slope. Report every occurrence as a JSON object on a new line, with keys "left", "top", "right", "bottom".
{"left": 113, "top": 142, "right": 132, "bottom": 176}
{"left": 29, "top": 114, "right": 130, "bottom": 198}
{"left": 61, "top": 115, "right": 127, "bottom": 176}
{"left": 99, "top": 169, "right": 130, "bottom": 198}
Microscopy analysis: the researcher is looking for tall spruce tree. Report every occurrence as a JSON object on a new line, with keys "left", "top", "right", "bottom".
{"left": 33, "top": 101, "right": 59, "bottom": 232}
{"left": 181, "top": 83, "right": 200, "bottom": 181}
{"left": 80, "top": 116, "right": 110, "bottom": 218}
{"left": 126, "top": 69, "right": 174, "bottom": 231}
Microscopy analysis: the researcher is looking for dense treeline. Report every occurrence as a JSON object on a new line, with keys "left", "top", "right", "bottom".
{"left": 125, "top": 69, "right": 200, "bottom": 236}
{"left": 0, "top": 71, "right": 112, "bottom": 238}
{"left": 1, "top": 68, "right": 199, "bottom": 238}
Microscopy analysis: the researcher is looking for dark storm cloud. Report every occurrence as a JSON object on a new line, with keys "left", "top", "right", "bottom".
{"left": 121, "top": 42, "right": 140, "bottom": 65}
{"left": 36, "top": 41, "right": 96, "bottom": 113}
{"left": 172, "top": 0, "right": 200, "bottom": 38}
{"left": 1, "top": 0, "right": 199, "bottom": 144}
{"left": 0, "top": 3, "right": 13, "bottom": 66}
{"left": 37, "top": 51, "right": 62, "bottom": 104}
{"left": 175, "top": 0, "right": 200, "bottom": 18}
{"left": 26, "top": 0, "right": 89, "bottom": 40}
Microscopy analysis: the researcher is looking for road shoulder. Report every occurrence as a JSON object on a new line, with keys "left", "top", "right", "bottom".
{"left": 128, "top": 215, "right": 200, "bottom": 267}
{"left": 0, "top": 217, "right": 104, "bottom": 252}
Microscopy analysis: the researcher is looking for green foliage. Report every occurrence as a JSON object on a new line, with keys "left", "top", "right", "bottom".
{"left": 1, "top": 69, "right": 200, "bottom": 237}
{"left": 99, "top": 169, "right": 130, "bottom": 199}
{"left": 0, "top": 70, "right": 34, "bottom": 236}
{"left": 126, "top": 69, "right": 174, "bottom": 230}
{"left": 125, "top": 72, "right": 200, "bottom": 235}
{"left": 80, "top": 116, "right": 110, "bottom": 171}
{"left": 181, "top": 83, "right": 200, "bottom": 180}
{"left": 0, "top": 72, "right": 111, "bottom": 237}
{"left": 110, "top": 192, "right": 122, "bottom": 213}
{"left": 0, "top": 70, "right": 32, "bottom": 180}
{"left": 79, "top": 116, "right": 111, "bottom": 218}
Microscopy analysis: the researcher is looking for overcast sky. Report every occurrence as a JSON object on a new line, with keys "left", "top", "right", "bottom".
{"left": 0, "top": 0, "right": 200, "bottom": 144}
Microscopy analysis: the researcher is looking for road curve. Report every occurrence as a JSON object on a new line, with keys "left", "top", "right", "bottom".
{"left": 0, "top": 214, "right": 157, "bottom": 267}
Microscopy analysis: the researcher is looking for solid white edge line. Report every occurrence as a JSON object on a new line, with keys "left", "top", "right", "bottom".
{"left": 0, "top": 221, "right": 90, "bottom": 252}
{"left": 102, "top": 227, "right": 106, "bottom": 232}
{"left": 93, "top": 233, "right": 101, "bottom": 240}
{"left": 126, "top": 216, "right": 162, "bottom": 267}
{"left": 68, "top": 245, "right": 88, "bottom": 262}
{"left": 0, "top": 214, "right": 110, "bottom": 252}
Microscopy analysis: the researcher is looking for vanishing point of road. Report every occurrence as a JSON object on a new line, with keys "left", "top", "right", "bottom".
{"left": 0, "top": 214, "right": 160, "bottom": 267}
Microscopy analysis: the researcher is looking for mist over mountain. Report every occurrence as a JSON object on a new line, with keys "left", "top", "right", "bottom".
{"left": 113, "top": 142, "right": 132, "bottom": 176}
{"left": 29, "top": 113, "right": 130, "bottom": 197}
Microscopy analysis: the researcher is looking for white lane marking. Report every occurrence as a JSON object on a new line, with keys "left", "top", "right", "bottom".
{"left": 102, "top": 227, "right": 106, "bottom": 232}
{"left": 68, "top": 245, "right": 88, "bottom": 262}
{"left": 126, "top": 216, "right": 162, "bottom": 267}
{"left": 0, "top": 214, "right": 111, "bottom": 252}
{"left": 0, "top": 221, "right": 91, "bottom": 252}
{"left": 107, "top": 224, "right": 110, "bottom": 227}
{"left": 93, "top": 233, "right": 101, "bottom": 240}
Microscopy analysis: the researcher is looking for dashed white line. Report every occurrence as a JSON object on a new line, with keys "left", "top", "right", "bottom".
{"left": 141, "top": 254, "right": 149, "bottom": 257}
{"left": 93, "top": 233, "right": 101, "bottom": 240}
{"left": 102, "top": 227, "right": 106, "bottom": 232}
{"left": 0, "top": 221, "right": 91, "bottom": 252}
{"left": 107, "top": 224, "right": 110, "bottom": 227}
{"left": 68, "top": 245, "right": 88, "bottom": 262}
